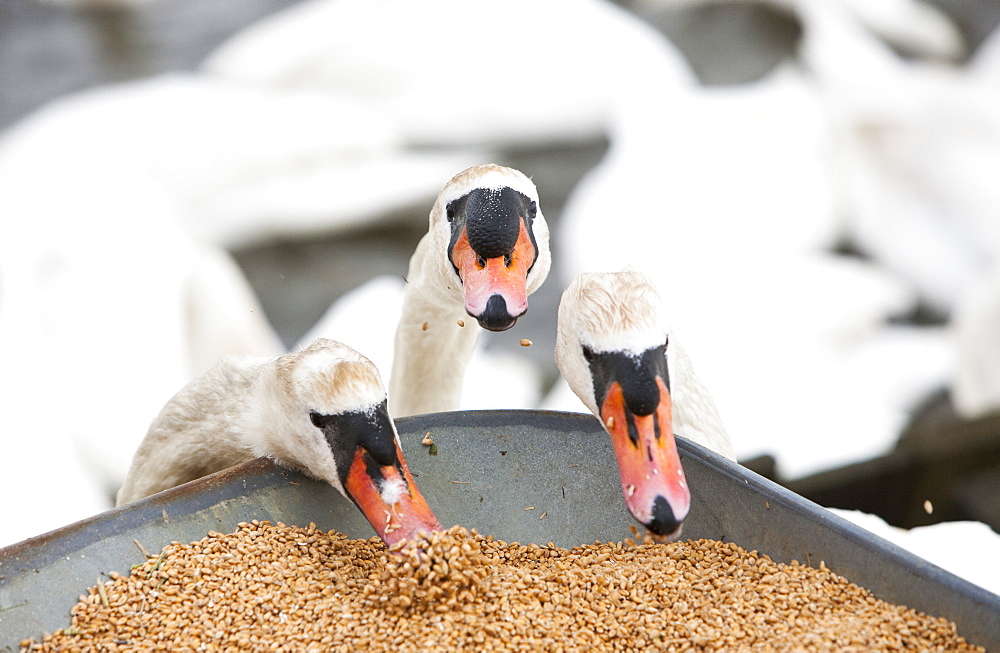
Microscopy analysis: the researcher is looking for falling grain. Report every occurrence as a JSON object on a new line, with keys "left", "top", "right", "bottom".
{"left": 519, "top": 339, "right": 532, "bottom": 347}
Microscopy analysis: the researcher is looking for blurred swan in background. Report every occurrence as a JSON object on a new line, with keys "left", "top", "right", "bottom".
{"left": 793, "top": 0, "right": 1000, "bottom": 316}
{"left": 543, "top": 0, "right": 957, "bottom": 479}
{"left": 951, "top": 264, "right": 1000, "bottom": 420}
{"left": 0, "top": 117, "right": 283, "bottom": 544}
{"left": 807, "top": 0, "right": 963, "bottom": 61}
{"left": 202, "top": 0, "right": 694, "bottom": 148}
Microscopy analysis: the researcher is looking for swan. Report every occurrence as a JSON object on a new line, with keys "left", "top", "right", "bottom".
{"left": 116, "top": 338, "right": 442, "bottom": 546}
{"left": 792, "top": 0, "right": 1000, "bottom": 315}
{"left": 554, "top": 269, "right": 735, "bottom": 539}
{"left": 331, "top": 163, "right": 549, "bottom": 418}
{"left": 951, "top": 263, "right": 1000, "bottom": 419}
{"left": 203, "top": 0, "right": 695, "bottom": 148}
{"left": 0, "top": 130, "right": 284, "bottom": 547}
{"left": 546, "top": 4, "right": 957, "bottom": 478}
{"left": 1, "top": 73, "right": 484, "bottom": 251}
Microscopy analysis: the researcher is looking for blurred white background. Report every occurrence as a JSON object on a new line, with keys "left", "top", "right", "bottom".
{"left": 1, "top": 0, "right": 999, "bottom": 594}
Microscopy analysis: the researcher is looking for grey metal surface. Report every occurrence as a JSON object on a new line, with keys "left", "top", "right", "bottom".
{"left": 1, "top": 410, "right": 998, "bottom": 651}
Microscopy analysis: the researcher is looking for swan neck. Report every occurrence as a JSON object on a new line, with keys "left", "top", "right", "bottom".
{"left": 116, "top": 357, "right": 266, "bottom": 505}
{"left": 389, "top": 235, "right": 479, "bottom": 417}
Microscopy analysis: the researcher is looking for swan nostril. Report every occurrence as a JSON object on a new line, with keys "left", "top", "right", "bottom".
{"left": 476, "top": 255, "right": 486, "bottom": 269}
{"left": 475, "top": 294, "right": 518, "bottom": 331}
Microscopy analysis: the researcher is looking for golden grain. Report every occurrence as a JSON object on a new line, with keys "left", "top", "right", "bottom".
{"left": 21, "top": 523, "right": 983, "bottom": 652}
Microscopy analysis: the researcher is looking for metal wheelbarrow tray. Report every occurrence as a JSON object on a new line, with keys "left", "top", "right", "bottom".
{"left": 1, "top": 410, "right": 998, "bottom": 650}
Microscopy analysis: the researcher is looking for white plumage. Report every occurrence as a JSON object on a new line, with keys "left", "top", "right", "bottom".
{"left": 203, "top": 0, "right": 691, "bottom": 147}
{"left": 117, "top": 338, "right": 442, "bottom": 546}
{"left": 546, "top": 2, "right": 956, "bottom": 477}
{"left": 301, "top": 164, "right": 551, "bottom": 418}
{"left": 117, "top": 339, "right": 383, "bottom": 505}
{"left": 0, "top": 116, "right": 283, "bottom": 546}
{"left": 554, "top": 269, "right": 736, "bottom": 461}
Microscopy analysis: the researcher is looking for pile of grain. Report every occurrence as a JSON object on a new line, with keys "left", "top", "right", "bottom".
{"left": 22, "top": 521, "right": 982, "bottom": 652}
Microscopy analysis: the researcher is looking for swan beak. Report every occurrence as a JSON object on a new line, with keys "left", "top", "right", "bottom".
{"left": 343, "top": 439, "right": 443, "bottom": 547}
{"left": 599, "top": 376, "right": 690, "bottom": 540}
{"left": 451, "top": 220, "right": 536, "bottom": 331}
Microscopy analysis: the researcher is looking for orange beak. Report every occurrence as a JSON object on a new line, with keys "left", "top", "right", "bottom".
{"left": 451, "top": 220, "right": 536, "bottom": 331}
{"left": 599, "top": 376, "right": 690, "bottom": 540}
{"left": 344, "top": 438, "right": 442, "bottom": 547}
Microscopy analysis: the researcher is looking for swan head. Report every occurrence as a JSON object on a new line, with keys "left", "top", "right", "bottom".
{"left": 430, "top": 163, "right": 550, "bottom": 331}
{"left": 555, "top": 270, "right": 690, "bottom": 540}
{"left": 267, "top": 339, "right": 442, "bottom": 546}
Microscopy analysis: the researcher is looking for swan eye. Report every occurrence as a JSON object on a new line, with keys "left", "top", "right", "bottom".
{"left": 582, "top": 345, "right": 595, "bottom": 363}
{"left": 309, "top": 411, "right": 324, "bottom": 428}
{"left": 446, "top": 204, "right": 456, "bottom": 222}
{"left": 526, "top": 201, "right": 537, "bottom": 220}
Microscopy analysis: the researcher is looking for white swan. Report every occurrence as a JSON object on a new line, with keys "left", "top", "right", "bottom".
{"left": 117, "top": 338, "right": 442, "bottom": 546}
{"left": 0, "top": 123, "right": 284, "bottom": 547}
{"left": 793, "top": 0, "right": 1000, "bottom": 315}
{"left": 546, "top": 5, "right": 957, "bottom": 478}
{"left": 1, "top": 73, "right": 484, "bottom": 251}
{"left": 951, "top": 263, "right": 1000, "bottom": 419}
{"left": 203, "top": 0, "right": 694, "bottom": 148}
{"left": 299, "top": 164, "right": 550, "bottom": 418}
{"left": 554, "top": 269, "right": 735, "bottom": 539}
